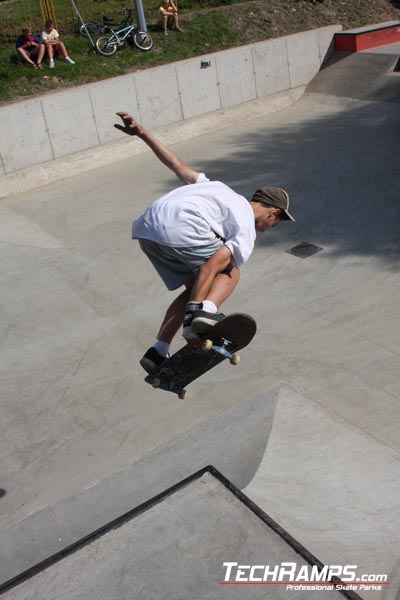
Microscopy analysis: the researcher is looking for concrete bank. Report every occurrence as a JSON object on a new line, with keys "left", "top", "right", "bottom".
{"left": 0, "top": 25, "right": 340, "bottom": 199}
{"left": 1, "top": 38, "right": 400, "bottom": 598}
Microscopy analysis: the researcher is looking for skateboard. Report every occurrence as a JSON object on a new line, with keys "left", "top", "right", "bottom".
{"left": 144, "top": 313, "right": 256, "bottom": 399}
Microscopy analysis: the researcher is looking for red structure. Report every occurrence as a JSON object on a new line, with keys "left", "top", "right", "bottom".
{"left": 335, "top": 22, "right": 400, "bottom": 52}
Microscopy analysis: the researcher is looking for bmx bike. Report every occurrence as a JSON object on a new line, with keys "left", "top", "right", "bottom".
{"left": 95, "top": 17, "right": 154, "bottom": 55}
{"left": 80, "top": 6, "right": 131, "bottom": 38}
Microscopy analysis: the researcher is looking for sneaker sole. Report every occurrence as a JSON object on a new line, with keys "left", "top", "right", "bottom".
{"left": 140, "top": 357, "right": 157, "bottom": 373}
{"left": 191, "top": 317, "right": 220, "bottom": 334}
{"left": 140, "top": 353, "right": 170, "bottom": 374}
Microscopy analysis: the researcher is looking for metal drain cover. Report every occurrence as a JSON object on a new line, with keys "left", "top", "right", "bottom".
{"left": 287, "top": 242, "right": 323, "bottom": 258}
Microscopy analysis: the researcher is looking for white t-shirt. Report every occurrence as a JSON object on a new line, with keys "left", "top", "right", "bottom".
{"left": 42, "top": 29, "right": 59, "bottom": 42}
{"left": 132, "top": 173, "right": 256, "bottom": 269}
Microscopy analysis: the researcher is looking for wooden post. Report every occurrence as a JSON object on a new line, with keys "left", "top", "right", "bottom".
{"left": 39, "top": 0, "right": 58, "bottom": 30}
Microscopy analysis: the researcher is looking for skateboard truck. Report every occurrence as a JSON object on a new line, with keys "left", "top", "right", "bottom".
{"left": 150, "top": 376, "right": 187, "bottom": 400}
{"left": 201, "top": 336, "right": 240, "bottom": 365}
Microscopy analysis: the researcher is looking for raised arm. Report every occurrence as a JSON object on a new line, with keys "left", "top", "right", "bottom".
{"left": 114, "top": 112, "right": 199, "bottom": 185}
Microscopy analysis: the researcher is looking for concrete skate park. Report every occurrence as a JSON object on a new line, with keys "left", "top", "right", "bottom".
{"left": 0, "top": 21, "right": 400, "bottom": 600}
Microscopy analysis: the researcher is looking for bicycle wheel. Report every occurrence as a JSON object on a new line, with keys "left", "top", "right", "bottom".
{"left": 80, "top": 22, "right": 100, "bottom": 37}
{"left": 133, "top": 31, "right": 154, "bottom": 51}
{"left": 96, "top": 35, "right": 118, "bottom": 56}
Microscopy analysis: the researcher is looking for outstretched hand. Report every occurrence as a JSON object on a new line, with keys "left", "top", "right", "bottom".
{"left": 114, "top": 112, "right": 142, "bottom": 136}
{"left": 113, "top": 111, "right": 198, "bottom": 184}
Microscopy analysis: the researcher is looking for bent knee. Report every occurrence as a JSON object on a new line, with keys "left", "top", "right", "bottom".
{"left": 220, "top": 263, "right": 236, "bottom": 276}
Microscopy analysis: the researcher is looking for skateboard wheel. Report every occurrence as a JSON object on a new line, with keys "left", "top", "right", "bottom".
{"left": 202, "top": 339, "right": 213, "bottom": 352}
{"left": 178, "top": 389, "right": 187, "bottom": 400}
{"left": 152, "top": 377, "right": 161, "bottom": 389}
{"left": 230, "top": 353, "right": 240, "bottom": 365}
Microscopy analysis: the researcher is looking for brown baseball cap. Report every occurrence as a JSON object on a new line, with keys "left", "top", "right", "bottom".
{"left": 252, "top": 187, "right": 295, "bottom": 221}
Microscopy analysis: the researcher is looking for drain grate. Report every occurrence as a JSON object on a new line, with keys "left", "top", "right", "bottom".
{"left": 287, "top": 242, "right": 323, "bottom": 258}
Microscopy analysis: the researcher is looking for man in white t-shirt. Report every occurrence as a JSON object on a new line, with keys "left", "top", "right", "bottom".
{"left": 115, "top": 112, "right": 295, "bottom": 372}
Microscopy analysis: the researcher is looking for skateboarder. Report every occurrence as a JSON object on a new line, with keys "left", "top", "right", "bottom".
{"left": 114, "top": 112, "right": 295, "bottom": 372}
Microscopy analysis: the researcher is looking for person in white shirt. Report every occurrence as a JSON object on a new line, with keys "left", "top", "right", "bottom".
{"left": 114, "top": 112, "right": 295, "bottom": 372}
{"left": 41, "top": 19, "right": 75, "bottom": 69}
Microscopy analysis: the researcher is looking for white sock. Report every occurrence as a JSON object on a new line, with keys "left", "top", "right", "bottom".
{"left": 152, "top": 340, "right": 170, "bottom": 357}
{"left": 202, "top": 300, "right": 218, "bottom": 313}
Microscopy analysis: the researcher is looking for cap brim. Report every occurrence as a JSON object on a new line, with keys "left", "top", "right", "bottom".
{"left": 282, "top": 210, "right": 295, "bottom": 222}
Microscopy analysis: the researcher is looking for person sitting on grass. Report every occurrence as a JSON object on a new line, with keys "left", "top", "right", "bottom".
{"left": 41, "top": 19, "right": 75, "bottom": 69}
{"left": 16, "top": 26, "right": 45, "bottom": 69}
{"left": 159, "top": 0, "right": 182, "bottom": 36}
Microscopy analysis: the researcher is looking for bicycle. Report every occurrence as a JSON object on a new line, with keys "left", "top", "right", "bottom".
{"left": 79, "top": 7, "right": 131, "bottom": 38}
{"left": 95, "top": 10, "right": 154, "bottom": 55}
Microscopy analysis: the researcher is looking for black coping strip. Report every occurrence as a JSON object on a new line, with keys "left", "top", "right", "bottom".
{"left": 209, "top": 465, "right": 364, "bottom": 600}
{"left": 337, "top": 23, "right": 400, "bottom": 35}
{"left": 0, "top": 465, "right": 364, "bottom": 599}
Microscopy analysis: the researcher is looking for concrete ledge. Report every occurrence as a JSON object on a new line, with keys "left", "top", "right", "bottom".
{"left": 0, "top": 88, "right": 304, "bottom": 200}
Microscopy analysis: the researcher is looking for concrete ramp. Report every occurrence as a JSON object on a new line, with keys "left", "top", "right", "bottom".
{"left": 308, "top": 49, "right": 400, "bottom": 104}
{"left": 244, "top": 384, "right": 400, "bottom": 600}
{"left": 0, "top": 467, "right": 362, "bottom": 600}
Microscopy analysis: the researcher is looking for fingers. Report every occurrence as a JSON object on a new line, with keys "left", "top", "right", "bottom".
{"left": 116, "top": 112, "right": 130, "bottom": 124}
{"left": 115, "top": 112, "right": 134, "bottom": 134}
{"left": 116, "top": 112, "right": 133, "bottom": 122}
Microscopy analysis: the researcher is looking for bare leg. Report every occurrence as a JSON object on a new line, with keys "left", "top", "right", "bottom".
{"left": 17, "top": 48, "right": 35, "bottom": 66}
{"left": 36, "top": 44, "right": 45, "bottom": 65}
{"left": 46, "top": 44, "right": 54, "bottom": 60}
{"left": 153, "top": 266, "right": 239, "bottom": 347}
{"left": 156, "top": 279, "right": 194, "bottom": 343}
{"left": 202, "top": 266, "right": 239, "bottom": 307}
{"left": 57, "top": 42, "right": 68, "bottom": 58}
{"left": 173, "top": 12, "right": 181, "bottom": 30}
{"left": 191, "top": 265, "right": 240, "bottom": 307}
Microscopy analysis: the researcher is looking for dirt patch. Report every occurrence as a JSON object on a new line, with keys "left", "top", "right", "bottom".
{"left": 210, "top": 0, "right": 400, "bottom": 45}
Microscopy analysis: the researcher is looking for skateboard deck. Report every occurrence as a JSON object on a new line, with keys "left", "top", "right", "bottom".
{"left": 144, "top": 313, "right": 256, "bottom": 398}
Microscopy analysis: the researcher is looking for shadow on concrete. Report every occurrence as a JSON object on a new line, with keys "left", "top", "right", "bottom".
{"left": 160, "top": 51, "right": 398, "bottom": 270}
{"left": 193, "top": 94, "right": 400, "bottom": 270}
{"left": 158, "top": 54, "right": 399, "bottom": 270}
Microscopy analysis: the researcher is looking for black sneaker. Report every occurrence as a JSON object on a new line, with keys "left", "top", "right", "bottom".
{"left": 182, "top": 301, "right": 202, "bottom": 339}
{"left": 140, "top": 347, "right": 169, "bottom": 373}
{"left": 191, "top": 310, "right": 225, "bottom": 334}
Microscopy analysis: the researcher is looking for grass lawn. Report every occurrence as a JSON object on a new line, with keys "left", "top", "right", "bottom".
{"left": 1, "top": 0, "right": 399, "bottom": 106}
{"left": 0, "top": 10, "right": 243, "bottom": 105}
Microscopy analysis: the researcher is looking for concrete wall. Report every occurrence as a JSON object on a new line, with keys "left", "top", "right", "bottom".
{"left": 0, "top": 25, "right": 341, "bottom": 197}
